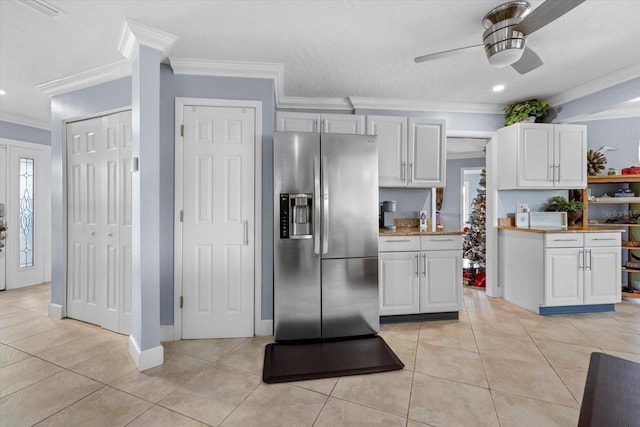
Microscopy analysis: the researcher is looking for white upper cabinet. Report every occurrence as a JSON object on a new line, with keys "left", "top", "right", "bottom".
{"left": 496, "top": 123, "right": 586, "bottom": 189}
{"left": 367, "top": 115, "right": 407, "bottom": 187}
{"left": 409, "top": 118, "right": 446, "bottom": 188}
{"left": 275, "top": 111, "right": 365, "bottom": 134}
{"left": 368, "top": 115, "right": 446, "bottom": 188}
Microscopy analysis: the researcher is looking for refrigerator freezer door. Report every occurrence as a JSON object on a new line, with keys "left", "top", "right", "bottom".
{"left": 273, "top": 132, "right": 321, "bottom": 340}
{"left": 322, "top": 257, "right": 380, "bottom": 338}
{"left": 321, "top": 134, "right": 379, "bottom": 259}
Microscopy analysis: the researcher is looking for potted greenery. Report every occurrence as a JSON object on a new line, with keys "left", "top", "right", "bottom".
{"left": 545, "top": 196, "right": 584, "bottom": 225}
{"left": 503, "top": 99, "right": 549, "bottom": 126}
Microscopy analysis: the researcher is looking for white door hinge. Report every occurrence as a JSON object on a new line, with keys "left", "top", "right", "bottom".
{"left": 180, "top": 125, "right": 184, "bottom": 137}
{"left": 180, "top": 296, "right": 183, "bottom": 308}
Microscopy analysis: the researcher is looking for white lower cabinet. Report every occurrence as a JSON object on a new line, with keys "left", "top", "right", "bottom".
{"left": 379, "top": 235, "right": 462, "bottom": 316}
{"left": 544, "top": 233, "right": 621, "bottom": 307}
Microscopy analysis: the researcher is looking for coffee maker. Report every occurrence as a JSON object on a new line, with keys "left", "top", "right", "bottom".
{"left": 380, "top": 201, "right": 396, "bottom": 231}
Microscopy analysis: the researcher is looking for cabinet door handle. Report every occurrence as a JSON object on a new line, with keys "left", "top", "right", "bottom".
{"left": 552, "top": 238, "right": 578, "bottom": 242}
{"left": 408, "top": 162, "right": 413, "bottom": 183}
{"left": 401, "top": 162, "right": 406, "bottom": 182}
{"left": 429, "top": 238, "right": 455, "bottom": 242}
{"left": 579, "top": 249, "right": 584, "bottom": 269}
{"left": 592, "top": 238, "right": 616, "bottom": 241}
{"left": 422, "top": 253, "right": 426, "bottom": 277}
{"left": 415, "top": 254, "right": 419, "bottom": 277}
{"left": 557, "top": 164, "right": 561, "bottom": 182}
{"left": 550, "top": 165, "right": 555, "bottom": 182}
{"left": 586, "top": 249, "right": 592, "bottom": 270}
{"left": 384, "top": 239, "right": 411, "bottom": 243}
{"left": 243, "top": 220, "right": 249, "bottom": 246}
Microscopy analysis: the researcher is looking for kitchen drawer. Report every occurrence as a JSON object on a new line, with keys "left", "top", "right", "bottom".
{"left": 379, "top": 236, "right": 420, "bottom": 252}
{"left": 585, "top": 233, "right": 620, "bottom": 247}
{"left": 544, "top": 233, "right": 584, "bottom": 248}
{"left": 421, "top": 235, "right": 461, "bottom": 251}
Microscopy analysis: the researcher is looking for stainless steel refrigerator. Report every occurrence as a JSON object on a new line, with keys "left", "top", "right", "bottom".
{"left": 273, "top": 132, "right": 379, "bottom": 341}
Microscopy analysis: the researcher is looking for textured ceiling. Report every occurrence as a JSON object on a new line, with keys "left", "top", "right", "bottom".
{"left": 1, "top": 0, "right": 639, "bottom": 129}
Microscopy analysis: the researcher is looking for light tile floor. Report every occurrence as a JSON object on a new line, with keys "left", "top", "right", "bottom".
{"left": 1, "top": 283, "right": 638, "bottom": 426}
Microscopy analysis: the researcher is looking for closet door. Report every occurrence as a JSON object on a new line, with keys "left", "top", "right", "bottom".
{"left": 66, "top": 111, "right": 132, "bottom": 334}
{"left": 66, "top": 117, "right": 105, "bottom": 326}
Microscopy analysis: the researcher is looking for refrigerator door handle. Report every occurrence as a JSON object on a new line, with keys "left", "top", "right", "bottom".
{"left": 313, "top": 155, "right": 321, "bottom": 254}
{"left": 321, "top": 155, "right": 329, "bottom": 254}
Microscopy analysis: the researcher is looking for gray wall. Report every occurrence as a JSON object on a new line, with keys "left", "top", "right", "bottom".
{"left": 159, "top": 66, "right": 275, "bottom": 323}
{"left": 578, "top": 117, "right": 640, "bottom": 169}
{"left": 0, "top": 121, "right": 51, "bottom": 145}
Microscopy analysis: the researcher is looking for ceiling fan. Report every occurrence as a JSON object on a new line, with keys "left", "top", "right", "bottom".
{"left": 414, "top": 0, "right": 585, "bottom": 74}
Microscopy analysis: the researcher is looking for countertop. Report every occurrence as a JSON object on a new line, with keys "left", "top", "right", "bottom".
{"left": 379, "top": 227, "right": 465, "bottom": 237}
{"left": 497, "top": 226, "right": 625, "bottom": 234}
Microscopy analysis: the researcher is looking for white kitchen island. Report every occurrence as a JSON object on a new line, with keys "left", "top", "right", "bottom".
{"left": 499, "top": 226, "right": 623, "bottom": 314}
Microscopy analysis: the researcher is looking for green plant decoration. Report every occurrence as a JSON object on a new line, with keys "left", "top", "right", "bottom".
{"left": 544, "top": 196, "right": 584, "bottom": 212}
{"left": 503, "top": 99, "right": 549, "bottom": 126}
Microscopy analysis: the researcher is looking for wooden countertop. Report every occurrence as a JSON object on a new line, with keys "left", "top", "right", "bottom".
{"left": 497, "top": 226, "right": 625, "bottom": 234}
{"left": 379, "top": 228, "right": 465, "bottom": 237}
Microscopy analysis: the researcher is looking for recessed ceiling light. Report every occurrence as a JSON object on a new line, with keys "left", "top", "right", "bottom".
{"left": 0, "top": 89, "right": 6, "bottom": 96}
{"left": 492, "top": 85, "right": 505, "bottom": 92}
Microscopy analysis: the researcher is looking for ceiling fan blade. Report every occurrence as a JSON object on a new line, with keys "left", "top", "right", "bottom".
{"left": 511, "top": 46, "right": 543, "bottom": 74}
{"left": 514, "top": 0, "right": 585, "bottom": 35}
{"left": 414, "top": 44, "right": 483, "bottom": 63}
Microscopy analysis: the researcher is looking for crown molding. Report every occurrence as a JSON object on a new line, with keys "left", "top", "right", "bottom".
{"left": 348, "top": 97, "right": 503, "bottom": 114}
{"left": 548, "top": 62, "right": 640, "bottom": 107}
{"left": 0, "top": 112, "right": 51, "bottom": 130}
{"left": 36, "top": 60, "right": 131, "bottom": 96}
{"left": 118, "top": 19, "right": 178, "bottom": 62}
{"left": 277, "top": 96, "right": 353, "bottom": 111}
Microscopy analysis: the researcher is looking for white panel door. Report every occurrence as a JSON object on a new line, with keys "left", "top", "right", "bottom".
{"left": 66, "top": 117, "right": 104, "bottom": 326}
{"left": 182, "top": 106, "right": 255, "bottom": 338}
{"left": 66, "top": 111, "right": 131, "bottom": 334}
{"left": 379, "top": 252, "right": 420, "bottom": 316}
{"left": 100, "top": 111, "right": 133, "bottom": 334}
{"left": 321, "top": 113, "right": 365, "bottom": 134}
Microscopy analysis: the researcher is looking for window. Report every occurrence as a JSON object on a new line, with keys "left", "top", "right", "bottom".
{"left": 19, "top": 157, "right": 34, "bottom": 268}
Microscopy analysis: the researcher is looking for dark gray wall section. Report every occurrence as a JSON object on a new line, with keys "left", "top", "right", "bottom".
{"left": 0, "top": 120, "right": 51, "bottom": 145}
{"left": 50, "top": 77, "right": 132, "bottom": 308}
{"left": 160, "top": 66, "right": 275, "bottom": 323}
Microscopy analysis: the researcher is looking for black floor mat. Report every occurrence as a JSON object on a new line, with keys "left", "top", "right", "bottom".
{"left": 262, "top": 335, "right": 404, "bottom": 384}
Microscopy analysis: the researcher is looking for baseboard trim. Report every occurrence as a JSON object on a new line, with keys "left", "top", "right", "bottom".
{"left": 128, "top": 335, "right": 164, "bottom": 371}
{"left": 48, "top": 303, "right": 63, "bottom": 319}
{"left": 380, "top": 312, "right": 459, "bottom": 324}
{"left": 256, "top": 319, "right": 273, "bottom": 336}
{"left": 160, "top": 325, "right": 175, "bottom": 342}
{"left": 539, "top": 304, "right": 615, "bottom": 315}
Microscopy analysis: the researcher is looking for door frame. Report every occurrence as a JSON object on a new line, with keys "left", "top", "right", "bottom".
{"left": 174, "top": 97, "right": 263, "bottom": 341}
{"left": 1, "top": 138, "right": 52, "bottom": 290}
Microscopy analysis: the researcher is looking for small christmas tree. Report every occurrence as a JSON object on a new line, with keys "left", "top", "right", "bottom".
{"left": 463, "top": 169, "right": 486, "bottom": 285}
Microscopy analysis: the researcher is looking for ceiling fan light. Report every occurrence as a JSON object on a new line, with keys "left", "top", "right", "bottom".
{"left": 485, "top": 38, "right": 526, "bottom": 67}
